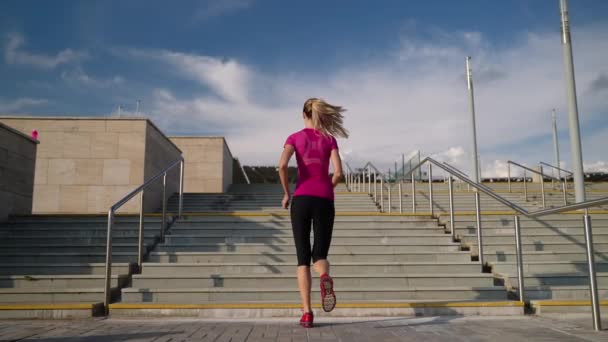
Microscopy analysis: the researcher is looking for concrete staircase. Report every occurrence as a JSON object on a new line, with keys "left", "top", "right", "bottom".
{"left": 2, "top": 181, "right": 607, "bottom": 318}
{"left": 112, "top": 184, "right": 517, "bottom": 317}
{"left": 0, "top": 216, "right": 161, "bottom": 318}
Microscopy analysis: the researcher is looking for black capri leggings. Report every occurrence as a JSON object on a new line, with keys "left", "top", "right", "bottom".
{"left": 290, "top": 195, "right": 335, "bottom": 266}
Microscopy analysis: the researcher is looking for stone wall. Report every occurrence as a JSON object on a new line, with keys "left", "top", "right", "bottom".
{"left": 0, "top": 123, "right": 37, "bottom": 221}
{"left": 169, "top": 137, "right": 233, "bottom": 193}
{"left": 143, "top": 123, "right": 182, "bottom": 212}
{"left": 0, "top": 117, "right": 181, "bottom": 214}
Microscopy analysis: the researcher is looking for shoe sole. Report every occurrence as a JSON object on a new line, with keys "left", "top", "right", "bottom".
{"left": 321, "top": 277, "right": 336, "bottom": 312}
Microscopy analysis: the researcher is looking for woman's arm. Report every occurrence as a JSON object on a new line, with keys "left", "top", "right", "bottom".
{"left": 330, "top": 149, "right": 343, "bottom": 188}
{"left": 279, "top": 145, "right": 295, "bottom": 208}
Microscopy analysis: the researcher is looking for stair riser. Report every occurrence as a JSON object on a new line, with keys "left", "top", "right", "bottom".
{"left": 455, "top": 228, "right": 608, "bottom": 235}
{"left": 1, "top": 231, "right": 158, "bottom": 238}
{"left": 131, "top": 277, "right": 496, "bottom": 288}
{"left": 121, "top": 289, "right": 507, "bottom": 302}
{"left": 147, "top": 253, "right": 471, "bottom": 263}
{"left": 3, "top": 277, "right": 126, "bottom": 289}
{"left": 0, "top": 293, "right": 107, "bottom": 303}
{"left": 450, "top": 221, "right": 608, "bottom": 228}
{"left": 462, "top": 236, "right": 608, "bottom": 244}
{"left": 156, "top": 244, "right": 463, "bottom": 253}
{"left": 138, "top": 264, "right": 484, "bottom": 276}
{"left": 477, "top": 245, "right": 608, "bottom": 253}
{"left": 171, "top": 222, "right": 441, "bottom": 228}
{"left": 0, "top": 265, "right": 131, "bottom": 276}
{"left": 166, "top": 231, "right": 448, "bottom": 238}
{"left": 0, "top": 255, "right": 136, "bottom": 263}
{"left": 169, "top": 228, "right": 445, "bottom": 235}
{"left": 509, "top": 276, "right": 608, "bottom": 286}
{"left": 0, "top": 238, "right": 157, "bottom": 245}
{"left": 493, "top": 263, "right": 608, "bottom": 274}
{"left": 156, "top": 244, "right": 461, "bottom": 252}
{"left": 159, "top": 235, "right": 451, "bottom": 246}
{"left": 525, "top": 288, "right": 608, "bottom": 300}
{"left": 484, "top": 253, "right": 604, "bottom": 262}
{"left": 0, "top": 245, "right": 151, "bottom": 253}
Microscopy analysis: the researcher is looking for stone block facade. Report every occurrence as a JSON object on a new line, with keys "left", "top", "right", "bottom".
{"left": 169, "top": 137, "right": 234, "bottom": 193}
{"left": 0, "top": 117, "right": 182, "bottom": 214}
{"left": 0, "top": 123, "right": 37, "bottom": 221}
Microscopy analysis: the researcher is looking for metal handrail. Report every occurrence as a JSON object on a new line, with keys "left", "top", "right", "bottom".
{"left": 508, "top": 160, "right": 568, "bottom": 206}
{"left": 509, "top": 160, "right": 561, "bottom": 182}
{"left": 540, "top": 161, "right": 573, "bottom": 176}
{"left": 103, "top": 156, "right": 184, "bottom": 314}
{"left": 367, "top": 155, "right": 605, "bottom": 328}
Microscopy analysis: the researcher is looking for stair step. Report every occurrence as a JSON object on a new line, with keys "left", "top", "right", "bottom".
{"left": 121, "top": 286, "right": 508, "bottom": 302}
{"left": 138, "top": 262, "right": 483, "bottom": 275}
{"left": 0, "top": 263, "right": 133, "bottom": 275}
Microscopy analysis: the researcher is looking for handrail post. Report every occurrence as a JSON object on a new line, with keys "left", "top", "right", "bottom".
{"left": 514, "top": 215, "right": 525, "bottom": 303}
{"left": 523, "top": 170, "right": 528, "bottom": 201}
{"left": 103, "top": 209, "right": 114, "bottom": 315}
{"left": 380, "top": 178, "right": 384, "bottom": 213}
{"left": 388, "top": 185, "right": 392, "bottom": 214}
{"left": 411, "top": 172, "right": 416, "bottom": 213}
{"left": 179, "top": 159, "right": 184, "bottom": 219}
{"left": 160, "top": 172, "right": 167, "bottom": 243}
{"left": 428, "top": 163, "right": 433, "bottom": 216}
{"left": 137, "top": 191, "right": 145, "bottom": 273}
{"left": 475, "top": 191, "right": 484, "bottom": 265}
{"left": 374, "top": 172, "right": 377, "bottom": 203}
{"left": 540, "top": 165, "right": 546, "bottom": 208}
{"left": 399, "top": 183, "right": 403, "bottom": 214}
{"left": 368, "top": 166, "right": 372, "bottom": 194}
{"left": 363, "top": 169, "right": 367, "bottom": 194}
{"left": 508, "top": 163, "right": 512, "bottom": 192}
{"left": 562, "top": 180, "right": 568, "bottom": 205}
{"left": 583, "top": 213, "right": 602, "bottom": 331}
{"left": 448, "top": 176, "right": 455, "bottom": 240}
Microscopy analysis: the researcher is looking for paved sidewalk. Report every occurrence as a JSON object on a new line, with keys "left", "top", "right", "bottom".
{"left": 1, "top": 314, "right": 607, "bottom": 341}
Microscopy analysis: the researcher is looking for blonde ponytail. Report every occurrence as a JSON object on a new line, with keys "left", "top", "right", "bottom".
{"left": 303, "top": 98, "right": 349, "bottom": 138}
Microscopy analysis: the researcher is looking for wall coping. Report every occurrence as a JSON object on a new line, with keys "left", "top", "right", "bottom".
{"left": 168, "top": 136, "right": 233, "bottom": 159}
{"left": 0, "top": 115, "right": 180, "bottom": 152}
{"left": 0, "top": 122, "right": 39, "bottom": 144}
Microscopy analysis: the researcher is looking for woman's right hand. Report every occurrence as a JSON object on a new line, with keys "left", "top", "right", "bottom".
{"left": 282, "top": 194, "right": 290, "bottom": 209}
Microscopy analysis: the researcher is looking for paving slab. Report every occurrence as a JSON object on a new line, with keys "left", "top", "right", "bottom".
{"left": 1, "top": 314, "right": 607, "bottom": 341}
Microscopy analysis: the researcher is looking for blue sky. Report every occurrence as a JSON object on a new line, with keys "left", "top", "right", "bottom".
{"left": 1, "top": 0, "right": 608, "bottom": 175}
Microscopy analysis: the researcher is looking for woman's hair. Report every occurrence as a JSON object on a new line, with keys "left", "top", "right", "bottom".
{"left": 303, "top": 98, "right": 349, "bottom": 138}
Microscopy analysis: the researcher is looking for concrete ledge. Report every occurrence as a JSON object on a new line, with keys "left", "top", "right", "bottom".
{"left": 109, "top": 301, "right": 524, "bottom": 318}
{"left": 530, "top": 300, "right": 608, "bottom": 314}
{"left": 0, "top": 303, "right": 104, "bottom": 319}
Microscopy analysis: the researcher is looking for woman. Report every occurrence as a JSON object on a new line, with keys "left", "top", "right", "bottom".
{"left": 278, "top": 98, "right": 349, "bottom": 328}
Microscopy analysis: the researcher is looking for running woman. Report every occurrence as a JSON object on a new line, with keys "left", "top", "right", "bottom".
{"left": 278, "top": 98, "right": 349, "bottom": 328}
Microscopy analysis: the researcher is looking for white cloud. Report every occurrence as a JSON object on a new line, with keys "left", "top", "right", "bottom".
{"left": 0, "top": 97, "right": 48, "bottom": 112}
{"left": 584, "top": 161, "right": 608, "bottom": 173}
{"left": 121, "top": 24, "right": 608, "bottom": 171}
{"left": 61, "top": 67, "right": 125, "bottom": 88}
{"left": 4, "top": 33, "right": 87, "bottom": 69}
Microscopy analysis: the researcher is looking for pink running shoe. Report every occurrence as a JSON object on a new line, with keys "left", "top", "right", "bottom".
{"left": 320, "top": 274, "right": 336, "bottom": 312}
{"left": 300, "top": 311, "right": 314, "bottom": 328}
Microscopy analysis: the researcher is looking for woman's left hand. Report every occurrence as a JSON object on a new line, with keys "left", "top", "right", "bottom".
{"left": 282, "top": 194, "right": 290, "bottom": 209}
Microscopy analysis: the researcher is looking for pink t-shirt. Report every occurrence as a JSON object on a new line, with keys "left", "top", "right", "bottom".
{"left": 284, "top": 128, "right": 339, "bottom": 200}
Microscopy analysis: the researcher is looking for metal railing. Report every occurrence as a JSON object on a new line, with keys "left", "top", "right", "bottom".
{"left": 103, "top": 157, "right": 185, "bottom": 314}
{"left": 357, "top": 156, "right": 607, "bottom": 331}
{"left": 508, "top": 160, "right": 568, "bottom": 206}
{"left": 540, "top": 161, "right": 573, "bottom": 178}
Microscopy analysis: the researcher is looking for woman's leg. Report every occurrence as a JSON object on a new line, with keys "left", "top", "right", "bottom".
{"left": 297, "top": 266, "right": 312, "bottom": 312}
{"left": 291, "top": 197, "right": 313, "bottom": 312}
{"left": 313, "top": 259, "right": 330, "bottom": 276}
{"left": 312, "top": 198, "right": 337, "bottom": 312}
